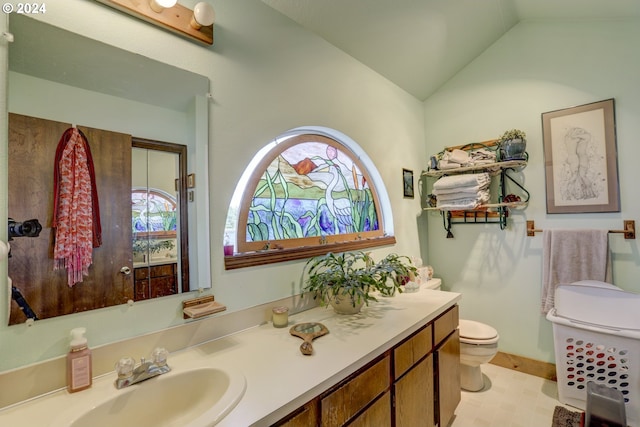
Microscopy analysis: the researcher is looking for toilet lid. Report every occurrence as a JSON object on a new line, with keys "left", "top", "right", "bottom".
{"left": 459, "top": 319, "right": 498, "bottom": 340}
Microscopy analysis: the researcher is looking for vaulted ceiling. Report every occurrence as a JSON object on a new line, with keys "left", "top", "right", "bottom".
{"left": 262, "top": 0, "right": 640, "bottom": 100}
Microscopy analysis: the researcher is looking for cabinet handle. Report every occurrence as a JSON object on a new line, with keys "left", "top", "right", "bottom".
{"left": 120, "top": 266, "right": 131, "bottom": 275}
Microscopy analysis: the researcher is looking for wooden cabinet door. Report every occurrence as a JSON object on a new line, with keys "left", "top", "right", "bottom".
{"left": 437, "top": 329, "right": 461, "bottom": 427}
{"left": 349, "top": 391, "right": 391, "bottom": 427}
{"left": 8, "top": 114, "right": 132, "bottom": 323}
{"left": 394, "top": 354, "right": 435, "bottom": 427}
{"left": 320, "top": 356, "right": 390, "bottom": 427}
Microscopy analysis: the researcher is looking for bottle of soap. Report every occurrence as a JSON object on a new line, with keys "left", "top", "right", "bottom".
{"left": 67, "top": 327, "right": 92, "bottom": 393}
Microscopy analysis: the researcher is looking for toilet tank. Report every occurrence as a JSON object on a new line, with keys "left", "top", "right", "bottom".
{"left": 423, "top": 277, "right": 442, "bottom": 291}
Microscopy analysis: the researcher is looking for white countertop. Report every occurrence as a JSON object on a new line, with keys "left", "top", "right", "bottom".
{"left": 0, "top": 285, "right": 460, "bottom": 427}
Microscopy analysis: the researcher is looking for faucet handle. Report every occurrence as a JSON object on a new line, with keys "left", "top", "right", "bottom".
{"left": 115, "top": 357, "right": 135, "bottom": 379}
{"left": 151, "top": 347, "right": 169, "bottom": 367}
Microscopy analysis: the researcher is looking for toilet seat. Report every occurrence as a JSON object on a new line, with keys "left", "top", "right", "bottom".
{"left": 459, "top": 319, "right": 499, "bottom": 345}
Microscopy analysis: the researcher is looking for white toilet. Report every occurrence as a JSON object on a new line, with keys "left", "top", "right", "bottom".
{"left": 424, "top": 278, "right": 500, "bottom": 391}
{"left": 458, "top": 319, "right": 499, "bottom": 391}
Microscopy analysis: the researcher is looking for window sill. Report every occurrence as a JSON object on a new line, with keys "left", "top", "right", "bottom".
{"left": 224, "top": 236, "right": 397, "bottom": 270}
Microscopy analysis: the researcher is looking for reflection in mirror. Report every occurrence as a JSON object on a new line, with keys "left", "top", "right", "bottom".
{"left": 131, "top": 139, "right": 189, "bottom": 301}
{"left": 6, "top": 15, "right": 210, "bottom": 325}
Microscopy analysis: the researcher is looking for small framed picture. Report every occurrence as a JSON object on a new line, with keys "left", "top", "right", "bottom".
{"left": 542, "top": 98, "right": 619, "bottom": 213}
{"left": 403, "top": 168, "right": 414, "bottom": 198}
{"left": 187, "top": 173, "right": 196, "bottom": 188}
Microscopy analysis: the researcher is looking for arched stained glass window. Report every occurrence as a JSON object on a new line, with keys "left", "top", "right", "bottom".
{"left": 225, "top": 127, "right": 395, "bottom": 269}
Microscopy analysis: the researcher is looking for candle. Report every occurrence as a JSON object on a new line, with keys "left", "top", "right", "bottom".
{"left": 272, "top": 306, "right": 289, "bottom": 328}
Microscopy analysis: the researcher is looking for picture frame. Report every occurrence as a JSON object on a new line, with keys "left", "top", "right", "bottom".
{"left": 541, "top": 98, "right": 619, "bottom": 213}
{"left": 403, "top": 168, "right": 414, "bottom": 199}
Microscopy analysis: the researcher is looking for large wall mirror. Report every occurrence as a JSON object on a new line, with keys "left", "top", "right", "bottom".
{"left": 6, "top": 15, "right": 211, "bottom": 325}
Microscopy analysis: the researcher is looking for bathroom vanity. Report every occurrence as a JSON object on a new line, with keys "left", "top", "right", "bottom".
{"left": 0, "top": 288, "right": 460, "bottom": 427}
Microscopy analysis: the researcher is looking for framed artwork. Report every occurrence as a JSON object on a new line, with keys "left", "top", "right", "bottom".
{"left": 403, "top": 168, "right": 414, "bottom": 198}
{"left": 541, "top": 98, "right": 619, "bottom": 213}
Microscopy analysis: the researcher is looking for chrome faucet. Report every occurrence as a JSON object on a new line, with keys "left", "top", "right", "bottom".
{"left": 114, "top": 347, "right": 171, "bottom": 389}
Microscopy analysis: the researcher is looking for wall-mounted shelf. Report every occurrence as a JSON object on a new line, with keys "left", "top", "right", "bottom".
{"left": 422, "top": 158, "right": 529, "bottom": 238}
{"left": 422, "top": 159, "right": 527, "bottom": 178}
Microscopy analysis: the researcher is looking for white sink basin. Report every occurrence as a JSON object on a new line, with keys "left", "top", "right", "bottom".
{"left": 52, "top": 367, "right": 246, "bottom": 427}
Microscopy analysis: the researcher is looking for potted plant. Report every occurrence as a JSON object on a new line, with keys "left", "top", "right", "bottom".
{"left": 497, "top": 128, "right": 527, "bottom": 161}
{"left": 302, "top": 251, "right": 417, "bottom": 314}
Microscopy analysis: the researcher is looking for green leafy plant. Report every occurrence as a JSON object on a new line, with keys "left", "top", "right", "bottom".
{"left": 302, "top": 251, "right": 417, "bottom": 310}
{"left": 132, "top": 238, "right": 175, "bottom": 255}
{"left": 498, "top": 129, "right": 526, "bottom": 142}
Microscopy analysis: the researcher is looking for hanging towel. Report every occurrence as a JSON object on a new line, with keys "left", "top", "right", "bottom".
{"left": 53, "top": 128, "right": 102, "bottom": 287}
{"left": 541, "top": 229, "right": 612, "bottom": 314}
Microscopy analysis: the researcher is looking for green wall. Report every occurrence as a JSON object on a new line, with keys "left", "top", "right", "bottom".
{"left": 424, "top": 20, "right": 640, "bottom": 363}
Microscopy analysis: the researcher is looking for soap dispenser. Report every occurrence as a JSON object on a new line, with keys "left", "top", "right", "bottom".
{"left": 67, "top": 327, "right": 92, "bottom": 393}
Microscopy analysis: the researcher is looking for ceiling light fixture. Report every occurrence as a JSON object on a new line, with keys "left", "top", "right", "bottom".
{"left": 96, "top": 0, "right": 214, "bottom": 45}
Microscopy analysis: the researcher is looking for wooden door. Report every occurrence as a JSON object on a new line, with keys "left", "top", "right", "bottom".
{"left": 8, "top": 113, "right": 133, "bottom": 324}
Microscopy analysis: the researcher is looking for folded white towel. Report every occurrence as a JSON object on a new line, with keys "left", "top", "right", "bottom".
{"left": 436, "top": 190, "right": 490, "bottom": 203}
{"left": 437, "top": 160, "right": 461, "bottom": 170}
{"left": 432, "top": 185, "right": 485, "bottom": 196}
{"left": 436, "top": 191, "right": 490, "bottom": 209}
{"left": 447, "top": 149, "right": 471, "bottom": 164}
{"left": 436, "top": 199, "right": 479, "bottom": 210}
{"left": 433, "top": 173, "right": 490, "bottom": 190}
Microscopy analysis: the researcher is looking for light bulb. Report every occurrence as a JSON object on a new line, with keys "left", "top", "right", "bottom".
{"left": 190, "top": 2, "right": 215, "bottom": 29}
{"left": 149, "top": 0, "right": 177, "bottom": 13}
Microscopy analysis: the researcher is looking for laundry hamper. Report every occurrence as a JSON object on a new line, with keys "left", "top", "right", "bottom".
{"left": 547, "top": 280, "right": 640, "bottom": 427}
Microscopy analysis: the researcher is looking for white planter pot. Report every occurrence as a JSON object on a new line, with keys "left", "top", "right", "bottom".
{"left": 329, "top": 289, "right": 365, "bottom": 314}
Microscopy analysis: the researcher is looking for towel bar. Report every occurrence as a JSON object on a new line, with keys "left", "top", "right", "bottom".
{"left": 526, "top": 220, "right": 635, "bottom": 239}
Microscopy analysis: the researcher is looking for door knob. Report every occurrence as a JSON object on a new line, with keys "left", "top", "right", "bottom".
{"left": 120, "top": 266, "right": 131, "bottom": 275}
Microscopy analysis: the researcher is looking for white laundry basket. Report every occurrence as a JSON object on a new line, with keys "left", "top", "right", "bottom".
{"left": 547, "top": 280, "right": 640, "bottom": 427}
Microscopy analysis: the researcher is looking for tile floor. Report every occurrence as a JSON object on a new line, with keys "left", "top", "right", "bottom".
{"left": 450, "top": 363, "right": 580, "bottom": 427}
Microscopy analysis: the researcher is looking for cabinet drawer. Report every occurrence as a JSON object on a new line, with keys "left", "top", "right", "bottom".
{"left": 320, "top": 355, "right": 390, "bottom": 427}
{"left": 274, "top": 399, "right": 318, "bottom": 427}
{"left": 150, "top": 263, "right": 176, "bottom": 277}
{"left": 434, "top": 305, "right": 459, "bottom": 347}
{"left": 134, "top": 263, "right": 176, "bottom": 280}
{"left": 394, "top": 324, "right": 433, "bottom": 379}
